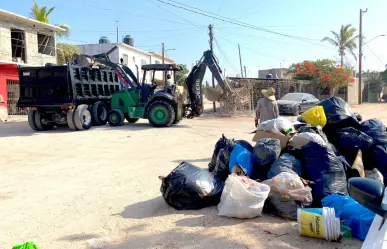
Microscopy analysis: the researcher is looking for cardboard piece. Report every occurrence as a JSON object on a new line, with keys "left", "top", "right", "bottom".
{"left": 252, "top": 131, "right": 290, "bottom": 149}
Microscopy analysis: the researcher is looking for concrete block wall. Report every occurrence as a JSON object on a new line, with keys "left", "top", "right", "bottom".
{"left": 0, "top": 21, "right": 57, "bottom": 65}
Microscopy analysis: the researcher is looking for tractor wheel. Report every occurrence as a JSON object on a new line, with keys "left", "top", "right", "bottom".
{"left": 147, "top": 101, "right": 175, "bottom": 127}
{"left": 108, "top": 109, "right": 124, "bottom": 126}
{"left": 67, "top": 109, "right": 77, "bottom": 131}
{"left": 74, "top": 105, "right": 93, "bottom": 130}
{"left": 91, "top": 101, "right": 108, "bottom": 126}
{"left": 34, "top": 110, "right": 54, "bottom": 131}
{"left": 124, "top": 114, "right": 139, "bottom": 123}
{"left": 28, "top": 110, "right": 39, "bottom": 131}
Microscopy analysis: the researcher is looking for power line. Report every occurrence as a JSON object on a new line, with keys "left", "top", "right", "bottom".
{"left": 155, "top": 0, "right": 328, "bottom": 47}
{"left": 55, "top": 0, "right": 196, "bottom": 26}
{"left": 147, "top": 0, "right": 206, "bottom": 28}
{"left": 365, "top": 44, "right": 385, "bottom": 66}
{"left": 213, "top": 37, "right": 239, "bottom": 73}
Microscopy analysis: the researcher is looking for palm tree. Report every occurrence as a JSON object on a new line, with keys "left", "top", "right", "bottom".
{"left": 30, "top": 0, "right": 70, "bottom": 37}
{"left": 321, "top": 24, "right": 359, "bottom": 66}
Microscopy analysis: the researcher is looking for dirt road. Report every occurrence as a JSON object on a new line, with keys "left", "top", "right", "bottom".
{"left": 1, "top": 104, "right": 385, "bottom": 249}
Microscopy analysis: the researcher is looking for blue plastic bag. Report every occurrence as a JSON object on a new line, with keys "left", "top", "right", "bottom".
{"left": 322, "top": 194, "right": 375, "bottom": 241}
{"left": 229, "top": 144, "right": 253, "bottom": 177}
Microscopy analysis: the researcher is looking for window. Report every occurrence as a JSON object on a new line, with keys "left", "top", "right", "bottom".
{"left": 155, "top": 60, "right": 161, "bottom": 64}
{"left": 37, "top": 33, "right": 55, "bottom": 56}
{"left": 11, "top": 29, "right": 26, "bottom": 63}
{"left": 122, "top": 54, "right": 129, "bottom": 66}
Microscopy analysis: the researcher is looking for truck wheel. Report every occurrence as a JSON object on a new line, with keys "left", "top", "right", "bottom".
{"left": 34, "top": 110, "right": 54, "bottom": 131}
{"left": 28, "top": 110, "right": 39, "bottom": 131}
{"left": 124, "top": 114, "right": 139, "bottom": 123}
{"left": 67, "top": 109, "right": 77, "bottom": 131}
{"left": 147, "top": 101, "right": 175, "bottom": 127}
{"left": 92, "top": 101, "right": 108, "bottom": 126}
{"left": 108, "top": 109, "right": 124, "bottom": 126}
{"left": 74, "top": 105, "right": 92, "bottom": 130}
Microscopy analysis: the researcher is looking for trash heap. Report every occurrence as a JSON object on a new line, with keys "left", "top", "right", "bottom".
{"left": 160, "top": 97, "right": 387, "bottom": 242}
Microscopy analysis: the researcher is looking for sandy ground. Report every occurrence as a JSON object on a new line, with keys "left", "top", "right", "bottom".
{"left": 1, "top": 103, "right": 386, "bottom": 249}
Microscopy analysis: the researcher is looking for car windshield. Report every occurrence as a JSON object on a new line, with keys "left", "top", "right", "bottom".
{"left": 280, "top": 93, "right": 304, "bottom": 101}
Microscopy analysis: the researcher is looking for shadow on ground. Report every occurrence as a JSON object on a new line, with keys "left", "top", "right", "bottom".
{"left": 58, "top": 233, "right": 100, "bottom": 241}
{"left": 0, "top": 122, "right": 70, "bottom": 138}
{"left": 96, "top": 122, "right": 190, "bottom": 131}
{"left": 171, "top": 158, "right": 211, "bottom": 164}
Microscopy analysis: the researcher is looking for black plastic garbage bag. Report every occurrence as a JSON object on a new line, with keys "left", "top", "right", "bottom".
{"left": 299, "top": 125, "right": 337, "bottom": 154}
{"left": 361, "top": 119, "right": 387, "bottom": 177}
{"left": 263, "top": 194, "right": 311, "bottom": 221}
{"left": 160, "top": 162, "right": 225, "bottom": 210}
{"left": 212, "top": 139, "right": 236, "bottom": 181}
{"left": 208, "top": 135, "right": 234, "bottom": 172}
{"left": 252, "top": 138, "right": 281, "bottom": 181}
{"left": 296, "top": 141, "right": 348, "bottom": 206}
{"left": 361, "top": 119, "right": 387, "bottom": 145}
{"left": 236, "top": 140, "right": 254, "bottom": 152}
{"left": 319, "top": 97, "right": 360, "bottom": 131}
{"left": 332, "top": 127, "right": 374, "bottom": 166}
{"left": 267, "top": 153, "right": 302, "bottom": 179}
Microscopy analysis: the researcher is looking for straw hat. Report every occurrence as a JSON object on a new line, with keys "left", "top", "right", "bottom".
{"left": 261, "top": 87, "right": 276, "bottom": 101}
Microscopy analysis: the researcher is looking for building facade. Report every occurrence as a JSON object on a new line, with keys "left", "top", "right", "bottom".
{"left": 258, "top": 68, "right": 290, "bottom": 79}
{"left": 77, "top": 43, "right": 176, "bottom": 84}
{"left": 0, "top": 8, "right": 64, "bottom": 121}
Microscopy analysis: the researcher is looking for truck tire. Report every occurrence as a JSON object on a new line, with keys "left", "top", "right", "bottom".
{"left": 28, "top": 110, "right": 39, "bottom": 131}
{"left": 34, "top": 110, "right": 54, "bottom": 131}
{"left": 67, "top": 109, "right": 77, "bottom": 131}
{"left": 147, "top": 101, "right": 175, "bottom": 127}
{"left": 91, "top": 101, "right": 109, "bottom": 126}
{"left": 124, "top": 114, "right": 139, "bottom": 123}
{"left": 108, "top": 109, "right": 124, "bottom": 126}
{"left": 74, "top": 105, "right": 92, "bottom": 130}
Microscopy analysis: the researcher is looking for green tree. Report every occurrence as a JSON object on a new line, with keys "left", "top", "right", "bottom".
{"left": 175, "top": 64, "right": 189, "bottom": 86}
{"left": 30, "top": 0, "right": 70, "bottom": 37}
{"left": 380, "top": 69, "right": 387, "bottom": 85}
{"left": 321, "top": 24, "right": 359, "bottom": 66}
{"left": 56, "top": 43, "right": 80, "bottom": 65}
{"left": 365, "top": 71, "right": 383, "bottom": 93}
{"left": 288, "top": 59, "right": 353, "bottom": 97}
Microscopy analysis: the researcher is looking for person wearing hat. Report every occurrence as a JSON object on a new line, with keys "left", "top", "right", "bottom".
{"left": 255, "top": 87, "right": 279, "bottom": 127}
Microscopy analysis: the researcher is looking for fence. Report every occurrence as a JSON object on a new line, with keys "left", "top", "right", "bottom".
{"left": 6, "top": 79, "right": 28, "bottom": 118}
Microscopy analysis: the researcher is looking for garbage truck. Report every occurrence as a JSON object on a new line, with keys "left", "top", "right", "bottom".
{"left": 17, "top": 47, "right": 232, "bottom": 131}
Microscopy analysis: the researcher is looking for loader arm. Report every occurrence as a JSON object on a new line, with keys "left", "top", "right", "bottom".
{"left": 185, "top": 50, "right": 232, "bottom": 117}
{"left": 78, "top": 46, "right": 139, "bottom": 89}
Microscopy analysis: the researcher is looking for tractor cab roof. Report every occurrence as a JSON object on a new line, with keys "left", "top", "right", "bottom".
{"left": 141, "top": 64, "right": 182, "bottom": 71}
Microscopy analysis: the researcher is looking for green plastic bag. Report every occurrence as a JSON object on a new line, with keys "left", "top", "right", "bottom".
{"left": 12, "top": 242, "right": 39, "bottom": 249}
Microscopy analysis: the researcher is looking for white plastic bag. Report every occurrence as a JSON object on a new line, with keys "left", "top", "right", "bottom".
{"left": 217, "top": 174, "right": 270, "bottom": 218}
{"left": 257, "top": 117, "right": 295, "bottom": 135}
{"left": 289, "top": 132, "right": 326, "bottom": 149}
{"left": 263, "top": 172, "right": 312, "bottom": 203}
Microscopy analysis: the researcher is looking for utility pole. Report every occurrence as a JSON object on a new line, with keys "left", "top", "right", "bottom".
{"left": 359, "top": 9, "right": 367, "bottom": 105}
{"left": 209, "top": 24, "right": 216, "bottom": 112}
{"left": 115, "top": 20, "right": 119, "bottom": 43}
{"left": 238, "top": 44, "right": 244, "bottom": 78}
{"left": 224, "top": 68, "right": 226, "bottom": 77}
{"left": 244, "top": 66, "right": 247, "bottom": 78}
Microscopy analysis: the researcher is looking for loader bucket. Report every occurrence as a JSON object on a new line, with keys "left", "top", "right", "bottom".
{"left": 204, "top": 85, "right": 224, "bottom": 102}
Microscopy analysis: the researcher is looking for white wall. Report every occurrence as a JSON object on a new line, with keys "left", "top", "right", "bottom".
{"left": 76, "top": 43, "right": 178, "bottom": 84}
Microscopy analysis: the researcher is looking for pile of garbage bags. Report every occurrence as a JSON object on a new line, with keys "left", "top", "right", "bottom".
{"left": 159, "top": 97, "right": 386, "bottom": 240}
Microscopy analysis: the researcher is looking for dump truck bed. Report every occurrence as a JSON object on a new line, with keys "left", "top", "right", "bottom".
{"left": 17, "top": 65, "right": 121, "bottom": 108}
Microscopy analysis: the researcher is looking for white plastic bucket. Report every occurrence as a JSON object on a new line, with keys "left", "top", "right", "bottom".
{"left": 297, "top": 207, "right": 341, "bottom": 241}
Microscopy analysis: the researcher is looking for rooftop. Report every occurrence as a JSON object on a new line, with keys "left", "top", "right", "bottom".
{"left": 0, "top": 8, "right": 66, "bottom": 32}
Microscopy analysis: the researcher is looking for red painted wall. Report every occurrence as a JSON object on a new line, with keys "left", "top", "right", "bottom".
{"left": 0, "top": 64, "right": 19, "bottom": 110}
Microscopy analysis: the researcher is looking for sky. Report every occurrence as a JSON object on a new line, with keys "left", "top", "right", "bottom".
{"left": 2, "top": 0, "right": 387, "bottom": 80}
